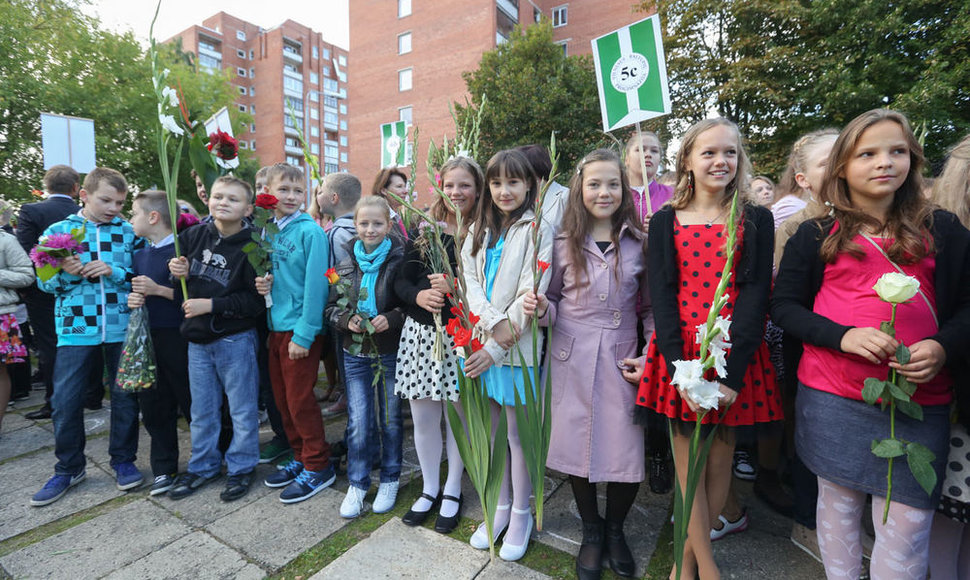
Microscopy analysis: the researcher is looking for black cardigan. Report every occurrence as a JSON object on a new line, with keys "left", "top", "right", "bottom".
{"left": 771, "top": 210, "right": 970, "bottom": 429}
{"left": 647, "top": 203, "right": 775, "bottom": 393}
{"left": 393, "top": 233, "right": 458, "bottom": 327}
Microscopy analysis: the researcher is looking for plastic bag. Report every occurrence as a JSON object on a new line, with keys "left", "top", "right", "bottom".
{"left": 116, "top": 306, "right": 156, "bottom": 392}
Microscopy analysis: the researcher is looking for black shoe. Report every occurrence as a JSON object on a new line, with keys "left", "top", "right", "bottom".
{"left": 169, "top": 472, "right": 221, "bottom": 500}
{"left": 434, "top": 494, "right": 463, "bottom": 534}
{"left": 649, "top": 451, "right": 672, "bottom": 494}
{"left": 402, "top": 492, "right": 439, "bottom": 527}
{"left": 25, "top": 405, "right": 52, "bottom": 420}
{"left": 220, "top": 471, "right": 253, "bottom": 502}
{"left": 605, "top": 521, "right": 635, "bottom": 577}
{"left": 576, "top": 519, "right": 604, "bottom": 580}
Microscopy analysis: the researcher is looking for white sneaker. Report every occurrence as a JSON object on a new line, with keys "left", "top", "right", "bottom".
{"left": 340, "top": 485, "right": 367, "bottom": 518}
{"left": 373, "top": 481, "right": 399, "bottom": 514}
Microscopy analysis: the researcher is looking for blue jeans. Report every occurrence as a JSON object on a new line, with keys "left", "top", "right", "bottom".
{"left": 52, "top": 343, "right": 138, "bottom": 475}
{"left": 344, "top": 352, "right": 402, "bottom": 489}
{"left": 187, "top": 329, "right": 259, "bottom": 477}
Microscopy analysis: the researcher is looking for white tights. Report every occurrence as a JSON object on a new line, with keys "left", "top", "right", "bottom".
{"left": 409, "top": 398, "right": 466, "bottom": 517}
{"left": 816, "top": 477, "right": 934, "bottom": 580}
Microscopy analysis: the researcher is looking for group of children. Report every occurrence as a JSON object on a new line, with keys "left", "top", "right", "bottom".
{"left": 13, "top": 106, "right": 970, "bottom": 580}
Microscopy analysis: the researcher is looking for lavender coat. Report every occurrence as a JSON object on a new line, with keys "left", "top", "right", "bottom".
{"left": 540, "top": 225, "right": 652, "bottom": 482}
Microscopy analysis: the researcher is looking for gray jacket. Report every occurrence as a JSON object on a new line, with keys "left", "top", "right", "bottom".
{"left": 0, "top": 231, "right": 36, "bottom": 314}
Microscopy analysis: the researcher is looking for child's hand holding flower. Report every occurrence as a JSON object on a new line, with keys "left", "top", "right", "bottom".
{"left": 255, "top": 273, "right": 273, "bottom": 296}
{"left": 168, "top": 256, "right": 189, "bottom": 279}
{"left": 522, "top": 291, "right": 548, "bottom": 319}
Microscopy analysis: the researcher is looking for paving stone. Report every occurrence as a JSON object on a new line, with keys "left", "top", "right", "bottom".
{"left": 104, "top": 531, "right": 265, "bottom": 580}
{"left": 475, "top": 559, "right": 551, "bottom": 579}
{"left": 0, "top": 424, "right": 54, "bottom": 462}
{"left": 0, "top": 454, "right": 122, "bottom": 542}
{"left": 0, "top": 499, "right": 191, "bottom": 579}
{"left": 1, "top": 409, "right": 32, "bottom": 434}
{"left": 312, "top": 518, "right": 489, "bottom": 580}
{"left": 205, "top": 485, "right": 347, "bottom": 570}
{"left": 149, "top": 464, "right": 278, "bottom": 527}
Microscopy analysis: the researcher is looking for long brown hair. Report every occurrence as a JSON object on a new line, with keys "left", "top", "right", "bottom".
{"left": 777, "top": 129, "right": 839, "bottom": 203}
{"left": 668, "top": 118, "right": 752, "bottom": 210}
{"left": 561, "top": 149, "right": 641, "bottom": 286}
{"left": 818, "top": 109, "right": 933, "bottom": 264}
{"left": 470, "top": 150, "right": 539, "bottom": 255}
{"left": 429, "top": 156, "right": 485, "bottom": 225}
{"left": 371, "top": 167, "right": 408, "bottom": 198}
{"left": 931, "top": 134, "right": 970, "bottom": 229}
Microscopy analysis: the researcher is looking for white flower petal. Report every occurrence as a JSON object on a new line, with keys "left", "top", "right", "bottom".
{"left": 159, "top": 114, "right": 184, "bottom": 136}
{"left": 872, "top": 272, "right": 920, "bottom": 304}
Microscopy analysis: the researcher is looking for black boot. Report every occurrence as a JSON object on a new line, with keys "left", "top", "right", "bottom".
{"left": 576, "top": 519, "right": 604, "bottom": 580}
{"left": 605, "top": 520, "right": 635, "bottom": 577}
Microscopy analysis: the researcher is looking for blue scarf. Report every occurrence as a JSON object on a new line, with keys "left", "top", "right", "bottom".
{"left": 353, "top": 238, "right": 392, "bottom": 317}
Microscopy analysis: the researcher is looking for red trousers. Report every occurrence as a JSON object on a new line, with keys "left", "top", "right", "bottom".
{"left": 268, "top": 332, "right": 331, "bottom": 471}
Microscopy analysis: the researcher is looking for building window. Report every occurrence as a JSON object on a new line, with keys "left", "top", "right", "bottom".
{"left": 310, "top": 126, "right": 320, "bottom": 137}
{"left": 310, "top": 72, "right": 319, "bottom": 84}
{"left": 398, "top": 68, "right": 412, "bottom": 91}
{"left": 237, "top": 104, "right": 246, "bottom": 112}
{"left": 283, "top": 77, "right": 304, "bottom": 94}
{"left": 286, "top": 155, "right": 302, "bottom": 167}
{"left": 324, "top": 95, "right": 338, "bottom": 108}
{"left": 285, "top": 96, "right": 304, "bottom": 110}
{"left": 323, "top": 48, "right": 331, "bottom": 60}
{"left": 339, "top": 104, "right": 347, "bottom": 115}
{"left": 251, "top": 123, "right": 256, "bottom": 132}
{"left": 284, "top": 115, "right": 304, "bottom": 130}
{"left": 552, "top": 5, "right": 567, "bottom": 27}
{"left": 398, "top": 32, "right": 412, "bottom": 55}
{"left": 556, "top": 41, "right": 568, "bottom": 56}
{"left": 338, "top": 55, "right": 347, "bottom": 67}
{"left": 239, "top": 141, "right": 248, "bottom": 149}
{"left": 250, "top": 68, "right": 255, "bottom": 78}
{"left": 399, "top": 106, "right": 413, "bottom": 124}
{"left": 250, "top": 140, "right": 256, "bottom": 150}
{"left": 325, "top": 163, "right": 339, "bottom": 174}
{"left": 340, "top": 151, "right": 347, "bottom": 163}
{"left": 398, "top": 0, "right": 411, "bottom": 17}
{"left": 199, "top": 54, "right": 221, "bottom": 70}
{"left": 311, "top": 143, "right": 320, "bottom": 155}
{"left": 249, "top": 86, "right": 255, "bottom": 96}
{"left": 534, "top": 7, "right": 541, "bottom": 22}
{"left": 310, "top": 108, "right": 319, "bottom": 120}
{"left": 323, "top": 78, "right": 339, "bottom": 93}
{"left": 340, "top": 135, "right": 347, "bottom": 146}
{"left": 324, "top": 111, "right": 338, "bottom": 126}
{"left": 237, "top": 67, "right": 247, "bottom": 77}
{"left": 340, "top": 119, "right": 347, "bottom": 130}
{"left": 237, "top": 86, "right": 246, "bottom": 95}
{"left": 236, "top": 49, "right": 246, "bottom": 59}
{"left": 322, "top": 66, "right": 331, "bottom": 77}
{"left": 236, "top": 30, "right": 246, "bottom": 41}
{"left": 199, "top": 40, "right": 218, "bottom": 53}
{"left": 312, "top": 46, "right": 319, "bottom": 59}
{"left": 325, "top": 145, "right": 339, "bottom": 159}
{"left": 250, "top": 104, "right": 256, "bottom": 113}
{"left": 309, "top": 91, "right": 319, "bottom": 103}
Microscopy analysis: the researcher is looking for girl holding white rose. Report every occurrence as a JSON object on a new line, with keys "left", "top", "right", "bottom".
{"left": 633, "top": 118, "right": 780, "bottom": 580}
{"left": 772, "top": 109, "right": 970, "bottom": 580}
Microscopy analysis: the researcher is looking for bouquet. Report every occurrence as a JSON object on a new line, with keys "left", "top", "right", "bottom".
{"left": 116, "top": 307, "right": 157, "bottom": 392}
{"left": 862, "top": 272, "right": 936, "bottom": 523}
{"left": 242, "top": 193, "right": 279, "bottom": 307}
{"left": 29, "top": 227, "right": 85, "bottom": 282}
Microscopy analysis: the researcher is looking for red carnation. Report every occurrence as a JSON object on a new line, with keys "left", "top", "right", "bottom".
{"left": 207, "top": 130, "right": 239, "bottom": 161}
{"left": 255, "top": 193, "right": 278, "bottom": 210}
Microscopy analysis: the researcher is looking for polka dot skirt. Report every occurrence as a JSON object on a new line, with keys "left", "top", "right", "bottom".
{"left": 394, "top": 316, "right": 460, "bottom": 402}
{"left": 635, "top": 221, "right": 782, "bottom": 426}
{"left": 938, "top": 422, "right": 970, "bottom": 524}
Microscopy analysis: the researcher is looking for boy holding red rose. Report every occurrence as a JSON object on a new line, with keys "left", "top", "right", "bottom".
{"left": 254, "top": 163, "right": 335, "bottom": 503}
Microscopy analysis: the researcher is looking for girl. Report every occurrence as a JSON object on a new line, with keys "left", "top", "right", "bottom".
{"left": 751, "top": 175, "right": 775, "bottom": 207}
{"left": 0, "top": 226, "right": 34, "bottom": 432}
{"left": 372, "top": 168, "right": 409, "bottom": 240}
{"left": 394, "top": 156, "right": 483, "bottom": 533}
{"left": 772, "top": 129, "right": 840, "bottom": 233}
{"left": 524, "top": 149, "right": 650, "bottom": 579}
{"left": 461, "top": 149, "right": 553, "bottom": 562}
{"left": 625, "top": 131, "right": 674, "bottom": 228}
{"left": 773, "top": 110, "right": 970, "bottom": 580}
{"left": 928, "top": 133, "right": 970, "bottom": 580}
{"left": 325, "top": 196, "right": 406, "bottom": 519}
{"left": 634, "top": 118, "right": 779, "bottom": 580}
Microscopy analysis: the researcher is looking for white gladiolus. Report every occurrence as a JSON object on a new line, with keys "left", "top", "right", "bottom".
{"left": 159, "top": 114, "right": 184, "bottom": 136}
{"left": 872, "top": 272, "right": 920, "bottom": 304}
{"left": 161, "top": 86, "right": 179, "bottom": 108}
{"left": 686, "top": 378, "right": 725, "bottom": 411}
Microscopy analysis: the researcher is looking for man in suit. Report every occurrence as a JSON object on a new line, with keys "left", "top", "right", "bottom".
{"left": 19, "top": 165, "right": 82, "bottom": 420}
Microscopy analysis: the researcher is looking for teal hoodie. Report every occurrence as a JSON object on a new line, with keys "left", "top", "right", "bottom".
{"left": 268, "top": 212, "right": 329, "bottom": 348}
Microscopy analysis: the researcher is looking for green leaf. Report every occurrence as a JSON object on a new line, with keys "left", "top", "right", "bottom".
{"left": 347, "top": 343, "right": 361, "bottom": 356}
{"left": 879, "top": 320, "right": 895, "bottom": 338}
{"left": 895, "top": 343, "right": 911, "bottom": 365}
{"left": 246, "top": 252, "right": 262, "bottom": 269}
{"left": 905, "top": 441, "right": 936, "bottom": 465}
{"left": 886, "top": 380, "right": 911, "bottom": 403}
{"left": 870, "top": 438, "right": 905, "bottom": 458}
{"left": 905, "top": 443, "right": 938, "bottom": 497}
{"left": 241, "top": 242, "right": 256, "bottom": 253}
{"left": 251, "top": 232, "right": 263, "bottom": 243}
{"left": 897, "top": 374, "right": 917, "bottom": 397}
{"left": 896, "top": 398, "right": 924, "bottom": 421}
{"left": 862, "top": 378, "right": 887, "bottom": 405}
{"left": 358, "top": 287, "right": 369, "bottom": 301}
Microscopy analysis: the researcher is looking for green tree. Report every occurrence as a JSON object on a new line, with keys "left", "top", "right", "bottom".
{"left": 457, "top": 21, "right": 605, "bottom": 173}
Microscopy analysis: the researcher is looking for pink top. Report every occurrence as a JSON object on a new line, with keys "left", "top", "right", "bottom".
{"left": 771, "top": 195, "right": 807, "bottom": 230}
{"left": 632, "top": 181, "right": 674, "bottom": 222}
{"left": 799, "top": 235, "right": 952, "bottom": 405}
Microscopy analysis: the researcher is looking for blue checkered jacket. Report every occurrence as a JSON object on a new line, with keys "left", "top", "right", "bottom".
{"left": 38, "top": 213, "right": 135, "bottom": 346}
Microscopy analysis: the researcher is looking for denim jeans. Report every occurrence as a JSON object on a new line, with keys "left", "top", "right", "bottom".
{"left": 52, "top": 343, "right": 138, "bottom": 475}
{"left": 187, "top": 329, "right": 260, "bottom": 477}
{"left": 343, "top": 351, "right": 401, "bottom": 489}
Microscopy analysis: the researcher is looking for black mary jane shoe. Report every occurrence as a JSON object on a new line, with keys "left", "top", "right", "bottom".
{"left": 434, "top": 494, "right": 463, "bottom": 534}
{"left": 605, "top": 521, "right": 636, "bottom": 577}
{"left": 576, "top": 519, "right": 604, "bottom": 580}
{"left": 402, "top": 492, "right": 440, "bottom": 527}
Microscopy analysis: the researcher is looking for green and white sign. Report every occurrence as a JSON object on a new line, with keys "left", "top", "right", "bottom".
{"left": 591, "top": 15, "right": 671, "bottom": 132}
{"left": 380, "top": 121, "right": 409, "bottom": 167}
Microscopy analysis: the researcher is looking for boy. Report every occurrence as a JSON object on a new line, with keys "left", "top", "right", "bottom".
{"left": 127, "top": 190, "right": 191, "bottom": 496}
{"left": 168, "top": 176, "right": 265, "bottom": 502}
{"left": 255, "top": 163, "right": 334, "bottom": 503}
{"left": 31, "top": 167, "right": 141, "bottom": 506}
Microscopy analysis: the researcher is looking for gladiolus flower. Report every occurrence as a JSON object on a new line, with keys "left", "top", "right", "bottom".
{"left": 254, "top": 193, "right": 278, "bottom": 210}
{"left": 159, "top": 114, "right": 184, "bottom": 136}
{"left": 537, "top": 260, "right": 550, "bottom": 273}
{"left": 207, "top": 130, "right": 239, "bottom": 161}
{"left": 326, "top": 267, "right": 340, "bottom": 284}
{"left": 161, "top": 86, "right": 179, "bottom": 108}
{"left": 471, "top": 338, "right": 484, "bottom": 352}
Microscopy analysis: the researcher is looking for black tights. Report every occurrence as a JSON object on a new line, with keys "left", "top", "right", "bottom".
{"left": 569, "top": 476, "right": 639, "bottom": 524}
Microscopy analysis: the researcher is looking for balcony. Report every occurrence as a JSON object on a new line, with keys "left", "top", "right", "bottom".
{"left": 284, "top": 144, "right": 304, "bottom": 155}
{"left": 283, "top": 46, "right": 303, "bottom": 64}
{"left": 283, "top": 67, "right": 302, "bottom": 80}
{"left": 198, "top": 44, "right": 222, "bottom": 60}
{"left": 496, "top": 0, "right": 518, "bottom": 20}
{"left": 285, "top": 106, "right": 304, "bottom": 117}
{"left": 284, "top": 125, "right": 300, "bottom": 137}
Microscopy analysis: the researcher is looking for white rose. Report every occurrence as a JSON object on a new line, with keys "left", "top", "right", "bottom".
{"left": 872, "top": 272, "right": 919, "bottom": 304}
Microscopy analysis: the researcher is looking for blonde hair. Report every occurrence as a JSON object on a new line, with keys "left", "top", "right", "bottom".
{"left": 668, "top": 118, "right": 752, "bottom": 209}
{"left": 932, "top": 134, "right": 970, "bottom": 228}
{"left": 354, "top": 195, "right": 391, "bottom": 223}
{"left": 777, "top": 129, "right": 839, "bottom": 203}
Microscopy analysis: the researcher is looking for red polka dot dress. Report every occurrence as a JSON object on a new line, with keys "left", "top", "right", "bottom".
{"left": 636, "top": 219, "right": 782, "bottom": 426}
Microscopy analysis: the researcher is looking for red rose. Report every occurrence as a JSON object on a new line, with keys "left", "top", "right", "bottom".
{"left": 207, "top": 130, "right": 239, "bottom": 161}
{"left": 254, "top": 193, "right": 278, "bottom": 210}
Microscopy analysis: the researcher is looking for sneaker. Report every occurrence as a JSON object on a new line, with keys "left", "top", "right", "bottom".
{"left": 265, "top": 459, "right": 304, "bottom": 488}
{"left": 710, "top": 510, "right": 748, "bottom": 541}
{"left": 258, "top": 439, "right": 292, "bottom": 464}
{"left": 280, "top": 465, "right": 337, "bottom": 504}
{"left": 373, "top": 481, "right": 399, "bottom": 514}
{"left": 220, "top": 471, "right": 253, "bottom": 502}
{"left": 169, "top": 472, "right": 221, "bottom": 500}
{"left": 790, "top": 522, "right": 822, "bottom": 563}
{"left": 31, "top": 471, "right": 86, "bottom": 506}
{"left": 114, "top": 462, "right": 145, "bottom": 491}
{"left": 732, "top": 450, "right": 757, "bottom": 481}
{"left": 340, "top": 485, "right": 368, "bottom": 518}
{"left": 150, "top": 474, "right": 176, "bottom": 496}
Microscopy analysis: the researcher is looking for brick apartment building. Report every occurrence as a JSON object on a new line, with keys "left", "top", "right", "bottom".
{"left": 168, "top": 13, "right": 350, "bottom": 185}
{"left": 348, "top": 0, "right": 646, "bottom": 200}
